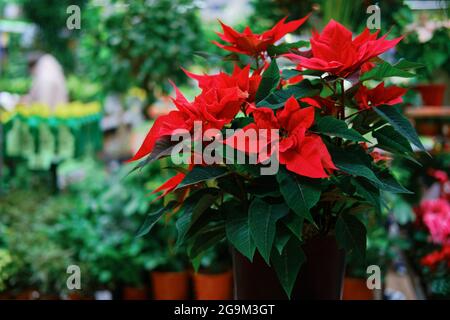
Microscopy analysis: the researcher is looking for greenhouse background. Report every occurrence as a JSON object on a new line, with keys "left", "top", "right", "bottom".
{"left": 0, "top": 0, "right": 449, "bottom": 300}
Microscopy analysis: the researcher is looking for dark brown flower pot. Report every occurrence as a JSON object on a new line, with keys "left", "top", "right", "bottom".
{"left": 122, "top": 286, "right": 148, "bottom": 300}
{"left": 415, "top": 84, "right": 446, "bottom": 106}
{"left": 150, "top": 271, "right": 190, "bottom": 300}
{"left": 0, "top": 291, "right": 12, "bottom": 300}
{"left": 193, "top": 270, "right": 233, "bottom": 300}
{"left": 232, "top": 235, "right": 345, "bottom": 300}
{"left": 342, "top": 277, "right": 374, "bottom": 300}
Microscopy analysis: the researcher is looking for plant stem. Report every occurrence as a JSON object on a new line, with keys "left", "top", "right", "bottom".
{"left": 339, "top": 80, "right": 345, "bottom": 120}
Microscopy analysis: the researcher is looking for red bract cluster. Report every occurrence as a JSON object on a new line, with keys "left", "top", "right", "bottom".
{"left": 129, "top": 15, "right": 409, "bottom": 198}
{"left": 285, "top": 20, "right": 402, "bottom": 77}
{"left": 129, "top": 65, "right": 260, "bottom": 162}
{"left": 213, "top": 16, "right": 309, "bottom": 56}
{"left": 244, "top": 97, "right": 336, "bottom": 178}
{"left": 355, "top": 83, "right": 407, "bottom": 110}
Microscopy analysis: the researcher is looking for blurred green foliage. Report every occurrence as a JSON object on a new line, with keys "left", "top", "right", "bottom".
{"left": 78, "top": 0, "right": 204, "bottom": 105}
{"left": 397, "top": 28, "right": 450, "bottom": 81}
{"left": 249, "top": 0, "right": 412, "bottom": 33}
{"left": 0, "top": 158, "right": 188, "bottom": 295}
{"left": 21, "top": 0, "right": 87, "bottom": 72}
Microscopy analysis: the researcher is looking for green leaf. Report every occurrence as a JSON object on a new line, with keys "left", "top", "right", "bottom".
{"left": 185, "top": 208, "right": 225, "bottom": 242}
{"left": 255, "top": 60, "right": 280, "bottom": 103}
{"left": 175, "top": 166, "right": 229, "bottom": 190}
{"left": 136, "top": 201, "right": 177, "bottom": 237}
{"left": 129, "top": 136, "right": 175, "bottom": 174}
{"left": 231, "top": 117, "right": 253, "bottom": 129}
{"left": 277, "top": 168, "right": 321, "bottom": 223}
{"left": 351, "top": 178, "right": 381, "bottom": 213}
{"left": 249, "top": 198, "right": 289, "bottom": 265}
{"left": 281, "top": 69, "right": 302, "bottom": 80}
{"left": 373, "top": 106, "right": 426, "bottom": 152}
{"left": 360, "top": 61, "right": 415, "bottom": 81}
{"left": 275, "top": 226, "right": 292, "bottom": 255}
{"left": 267, "top": 40, "right": 309, "bottom": 56}
{"left": 191, "top": 255, "right": 202, "bottom": 273}
{"left": 335, "top": 213, "right": 367, "bottom": 264}
{"left": 330, "top": 146, "right": 384, "bottom": 188}
{"left": 175, "top": 189, "right": 220, "bottom": 246}
{"left": 217, "top": 175, "right": 245, "bottom": 200}
{"left": 188, "top": 225, "right": 226, "bottom": 259}
{"left": 316, "top": 116, "right": 368, "bottom": 142}
{"left": 257, "top": 79, "right": 322, "bottom": 109}
{"left": 226, "top": 203, "right": 256, "bottom": 261}
{"left": 282, "top": 215, "right": 304, "bottom": 241}
{"left": 271, "top": 238, "right": 306, "bottom": 298}
{"left": 376, "top": 169, "right": 413, "bottom": 194}
{"left": 373, "top": 125, "right": 413, "bottom": 155}
{"left": 394, "top": 59, "right": 424, "bottom": 70}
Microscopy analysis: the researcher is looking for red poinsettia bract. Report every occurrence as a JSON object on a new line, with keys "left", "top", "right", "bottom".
{"left": 243, "top": 96, "right": 336, "bottom": 178}
{"left": 355, "top": 82, "right": 407, "bottom": 110}
{"left": 129, "top": 65, "right": 258, "bottom": 162}
{"left": 285, "top": 20, "right": 403, "bottom": 77}
{"left": 213, "top": 16, "right": 309, "bottom": 56}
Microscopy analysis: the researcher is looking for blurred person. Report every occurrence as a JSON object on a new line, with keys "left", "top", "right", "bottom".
{"left": 20, "top": 52, "right": 68, "bottom": 111}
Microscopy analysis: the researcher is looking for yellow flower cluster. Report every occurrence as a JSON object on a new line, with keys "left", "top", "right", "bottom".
{"left": 0, "top": 101, "right": 102, "bottom": 123}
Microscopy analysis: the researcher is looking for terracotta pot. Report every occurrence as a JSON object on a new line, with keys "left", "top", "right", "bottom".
{"left": 15, "top": 289, "right": 40, "bottom": 300}
{"left": 415, "top": 84, "right": 446, "bottom": 106}
{"left": 415, "top": 120, "right": 440, "bottom": 137}
{"left": 193, "top": 270, "right": 233, "bottom": 300}
{"left": 151, "top": 271, "right": 189, "bottom": 300}
{"left": 232, "top": 235, "right": 346, "bottom": 300}
{"left": 39, "top": 294, "right": 60, "bottom": 300}
{"left": 343, "top": 277, "right": 374, "bottom": 300}
{"left": 122, "top": 286, "right": 148, "bottom": 300}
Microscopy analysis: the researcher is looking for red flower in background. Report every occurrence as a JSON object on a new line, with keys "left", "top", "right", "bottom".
{"left": 421, "top": 199, "right": 450, "bottom": 245}
{"left": 213, "top": 16, "right": 309, "bottom": 56}
{"left": 355, "top": 82, "right": 407, "bottom": 110}
{"left": 429, "top": 169, "right": 449, "bottom": 184}
{"left": 285, "top": 20, "right": 402, "bottom": 77}
{"left": 428, "top": 169, "right": 450, "bottom": 201}
{"left": 421, "top": 245, "right": 450, "bottom": 269}
{"left": 238, "top": 96, "right": 336, "bottom": 178}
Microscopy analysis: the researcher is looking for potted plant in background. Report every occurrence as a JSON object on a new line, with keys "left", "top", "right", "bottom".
{"left": 192, "top": 242, "right": 233, "bottom": 300}
{"left": 147, "top": 218, "right": 190, "bottom": 300}
{"left": 0, "top": 189, "right": 74, "bottom": 300}
{"left": 0, "top": 248, "right": 16, "bottom": 299}
{"left": 398, "top": 13, "right": 450, "bottom": 106}
{"left": 54, "top": 161, "right": 168, "bottom": 300}
{"left": 343, "top": 205, "right": 411, "bottom": 300}
{"left": 412, "top": 197, "right": 450, "bottom": 299}
{"left": 130, "top": 16, "right": 423, "bottom": 299}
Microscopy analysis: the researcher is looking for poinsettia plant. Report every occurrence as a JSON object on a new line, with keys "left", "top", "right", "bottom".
{"left": 132, "top": 16, "right": 425, "bottom": 297}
